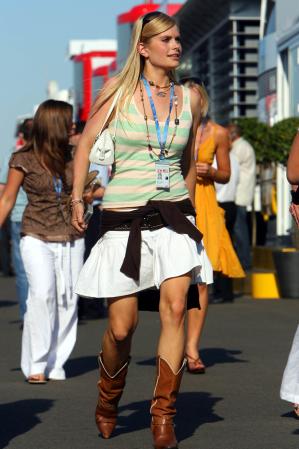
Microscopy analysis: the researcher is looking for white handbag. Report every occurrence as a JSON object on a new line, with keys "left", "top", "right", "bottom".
{"left": 89, "top": 89, "right": 122, "bottom": 166}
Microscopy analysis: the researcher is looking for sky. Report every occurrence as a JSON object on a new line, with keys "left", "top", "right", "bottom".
{"left": 0, "top": 0, "right": 185, "bottom": 157}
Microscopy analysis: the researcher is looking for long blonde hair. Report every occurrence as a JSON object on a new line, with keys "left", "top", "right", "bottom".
{"left": 90, "top": 12, "right": 178, "bottom": 117}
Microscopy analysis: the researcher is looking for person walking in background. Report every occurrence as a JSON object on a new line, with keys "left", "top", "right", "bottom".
{"left": 280, "top": 131, "right": 299, "bottom": 418}
{"left": 227, "top": 123, "right": 256, "bottom": 271}
{"left": 0, "top": 118, "right": 33, "bottom": 323}
{"left": 0, "top": 100, "right": 85, "bottom": 384}
{"left": 213, "top": 145, "right": 241, "bottom": 302}
{"left": 181, "top": 80, "right": 244, "bottom": 374}
{"left": 71, "top": 12, "right": 212, "bottom": 449}
{"left": 0, "top": 154, "right": 13, "bottom": 277}
{"left": 69, "top": 120, "right": 86, "bottom": 152}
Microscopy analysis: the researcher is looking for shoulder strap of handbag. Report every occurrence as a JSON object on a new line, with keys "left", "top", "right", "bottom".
{"left": 99, "top": 88, "right": 122, "bottom": 137}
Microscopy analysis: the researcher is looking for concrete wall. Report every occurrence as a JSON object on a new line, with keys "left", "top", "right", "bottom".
{"left": 276, "top": 0, "right": 299, "bottom": 39}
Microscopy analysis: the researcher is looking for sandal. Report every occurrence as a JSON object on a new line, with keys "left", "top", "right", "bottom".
{"left": 27, "top": 374, "right": 47, "bottom": 384}
{"left": 294, "top": 404, "right": 299, "bottom": 418}
{"left": 185, "top": 353, "right": 206, "bottom": 374}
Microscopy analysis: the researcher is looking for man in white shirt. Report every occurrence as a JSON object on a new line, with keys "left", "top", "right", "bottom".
{"left": 227, "top": 123, "right": 256, "bottom": 270}
{"left": 212, "top": 151, "right": 240, "bottom": 302}
{"left": 215, "top": 152, "right": 240, "bottom": 235}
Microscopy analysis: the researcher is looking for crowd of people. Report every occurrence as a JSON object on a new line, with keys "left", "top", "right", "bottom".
{"left": 0, "top": 10, "right": 297, "bottom": 449}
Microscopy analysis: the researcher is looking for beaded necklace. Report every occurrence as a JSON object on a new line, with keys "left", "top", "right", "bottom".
{"left": 139, "top": 79, "right": 180, "bottom": 158}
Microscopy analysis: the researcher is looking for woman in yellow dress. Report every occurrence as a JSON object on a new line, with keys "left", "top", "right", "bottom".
{"left": 183, "top": 79, "right": 245, "bottom": 373}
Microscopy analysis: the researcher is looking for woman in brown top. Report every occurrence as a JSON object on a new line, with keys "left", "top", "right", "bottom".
{"left": 0, "top": 100, "right": 84, "bottom": 383}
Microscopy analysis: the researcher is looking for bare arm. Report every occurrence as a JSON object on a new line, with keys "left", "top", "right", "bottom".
{"left": 287, "top": 133, "right": 299, "bottom": 184}
{"left": 71, "top": 85, "right": 116, "bottom": 232}
{"left": 0, "top": 183, "right": 5, "bottom": 197}
{"left": 83, "top": 186, "right": 105, "bottom": 204}
{"left": 0, "top": 168, "right": 24, "bottom": 227}
{"left": 182, "top": 88, "right": 201, "bottom": 207}
{"left": 196, "top": 126, "right": 231, "bottom": 184}
{"left": 210, "top": 127, "right": 231, "bottom": 184}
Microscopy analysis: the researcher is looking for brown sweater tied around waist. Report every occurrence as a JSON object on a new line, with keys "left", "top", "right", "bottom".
{"left": 99, "top": 198, "right": 203, "bottom": 281}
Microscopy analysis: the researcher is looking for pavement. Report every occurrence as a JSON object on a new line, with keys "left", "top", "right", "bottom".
{"left": 0, "top": 275, "right": 299, "bottom": 449}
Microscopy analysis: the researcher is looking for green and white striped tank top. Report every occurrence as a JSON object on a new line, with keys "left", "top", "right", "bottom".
{"left": 102, "top": 85, "right": 192, "bottom": 209}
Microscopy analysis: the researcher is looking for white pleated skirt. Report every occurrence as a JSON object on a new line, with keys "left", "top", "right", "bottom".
{"left": 75, "top": 216, "right": 213, "bottom": 298}
{"left": 280, "top": 324, "right": 299, "bottom": 404}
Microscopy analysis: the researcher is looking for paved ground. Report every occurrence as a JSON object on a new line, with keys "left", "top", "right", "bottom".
{"left": 0, "top": 275, "right": 298, "bottom": 449}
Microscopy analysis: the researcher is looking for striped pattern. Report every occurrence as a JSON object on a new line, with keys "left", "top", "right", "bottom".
{"left": 102, "top": 86, "right": 192, "bottom": 209}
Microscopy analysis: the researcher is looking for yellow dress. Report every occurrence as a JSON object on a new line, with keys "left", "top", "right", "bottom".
{"left": 195, "top": 126, "right": 245, "bottom": 278}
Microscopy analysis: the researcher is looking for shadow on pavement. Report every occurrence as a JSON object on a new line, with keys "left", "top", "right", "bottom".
{"left": 137, "top": 348, "right": 247, "bottom": 367}
{"left": 110, "top": 391, "right": 222, "bottom": 440}
{"left": 65, "top": 356, "right": 98, "bottom": 378}
{"left": 0, "top": 399, "right": 54, "bottom": 449}
{"left": 281, "top": 411, "right": 296, "bottom": 419}
{"left": 0, "top": 299, "right": 17, "bottom": 308}
{"left": 177, "top": 391, "right": 223, "bottom": 441}
{"left": 200, "top": 348, "right": 247, "bottom": 367}
{"left": 281, "top": 411, "right": 299, "bottom": 435}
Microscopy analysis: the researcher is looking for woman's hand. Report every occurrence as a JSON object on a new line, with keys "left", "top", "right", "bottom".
{"left": 71, "top": 202, "right": 86, "bottom": 233}
{"left": 83, "top": 190, "right": 94, "bottom": 204}
{"left": 196, "top": 162, "right": 213, "bottom": 178}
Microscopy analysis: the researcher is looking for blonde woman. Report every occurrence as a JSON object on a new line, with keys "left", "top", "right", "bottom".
{"left": 71, "top": 12, "right": 212, "bottom": 449}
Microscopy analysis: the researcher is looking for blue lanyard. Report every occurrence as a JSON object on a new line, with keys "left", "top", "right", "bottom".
{"left": 53, "top": 176, "right": 63, "bottom": 200}
{"left": 141, "top": 74, "right": 174, "bottom": 160}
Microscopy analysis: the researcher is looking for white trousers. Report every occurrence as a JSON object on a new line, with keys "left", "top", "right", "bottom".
{"left": 280, "top": 324, "right": 299, "bottom": 404}
{"left": 20, "top": 236, "right": 85, "bottom": 379}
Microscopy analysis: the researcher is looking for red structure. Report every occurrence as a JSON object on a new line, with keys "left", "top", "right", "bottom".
{"left": 118, "top": 3, "right": 182, "bottom": 24}
{"left": 70, "top": 47, "right": 117, "bottom": 121}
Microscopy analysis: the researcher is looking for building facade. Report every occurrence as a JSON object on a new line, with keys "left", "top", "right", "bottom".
{"left": 176, "top": 0, "right": 261, "bottom": 124}
{"left": 258, "top": 0, "right": 299, "bottom": 236}
{"left": 258, "top": 0, "right": 277, "bottom": 125}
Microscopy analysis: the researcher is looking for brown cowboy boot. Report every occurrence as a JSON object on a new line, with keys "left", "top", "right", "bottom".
{"left": 150, "top": 356, "right": 186, "bottom": 449}
{"left": 95, "top": 352, "right": 130, "bottom": 439}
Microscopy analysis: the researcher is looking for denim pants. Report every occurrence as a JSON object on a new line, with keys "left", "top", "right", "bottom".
{"left": 11, "top": 221, "right": 28, "bottom": 320}
{"left": 234, "top": 206, "right": 252, "bottom": 270}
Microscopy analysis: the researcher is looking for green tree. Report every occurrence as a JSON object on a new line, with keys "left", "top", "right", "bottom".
{"left": 271, "top": 117, "right": 299, "bottom": 164}
{"left": 232, "top": 118, "right": 273, "bottom": 163}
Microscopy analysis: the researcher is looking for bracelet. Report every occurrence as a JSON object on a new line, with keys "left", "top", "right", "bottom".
{"left": 70, "top": 199, "right": 84, "bottom": 208}
{"left": 70, "top": 198, "right": 83, "bottom": 204}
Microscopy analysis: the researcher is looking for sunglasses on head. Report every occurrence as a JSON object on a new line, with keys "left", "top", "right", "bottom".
{"left": 142, "top": 11, "right": 162, "bottom": 27}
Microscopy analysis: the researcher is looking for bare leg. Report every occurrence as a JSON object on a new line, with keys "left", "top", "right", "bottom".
{"left": 158, "top": 273, "right": 191, "bottom": 372}
{"left": 96, "top": 295, "right": 138, "bottom": 438}
{"left": 185, "top": 283, "right": 209, "bottom": 361}
{"left": 151, "top": 273, "right": 190, "bottom": 449}
{"left": 101, "top": 295, "right": 138, "bottom": 374}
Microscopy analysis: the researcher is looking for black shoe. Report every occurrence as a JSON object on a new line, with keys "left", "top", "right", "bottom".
{"left": 211, "top": 296, "right": 234, "bottom": 304}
